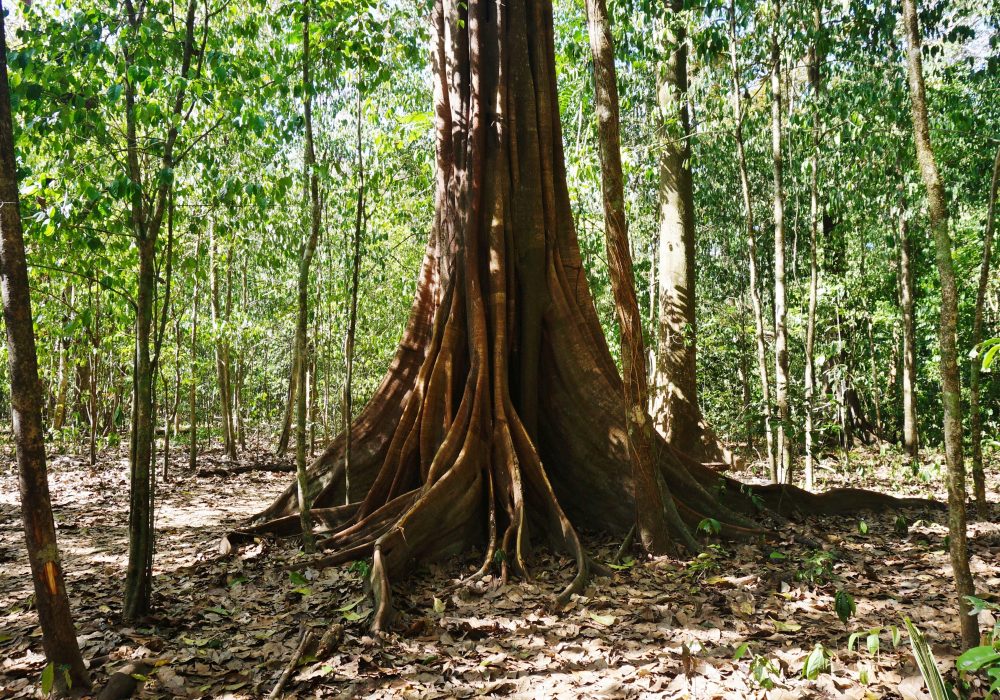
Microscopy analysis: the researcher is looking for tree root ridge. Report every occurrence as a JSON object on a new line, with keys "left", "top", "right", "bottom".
{"left": 231, "top": 0, "right": 929, "bottom": 630}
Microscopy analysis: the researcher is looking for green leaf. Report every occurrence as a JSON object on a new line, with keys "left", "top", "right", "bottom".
{"left": 734, "top": 642, "right": 750, "bottom": 660}
{"left": 835, "top": 590, "right": 856, "bottom": 624}
{"left": 803, "top": 643, "right": 829, "bottom": 680}
{"left": 866, "top": 632, "right": 880, "bottom": 656}
{"left": 956, "top": 646, "right": 1000, "bottom": 673}
{"left": 40, "top": 662, "right": 55, "bottom": 695}
{"left": 336, "top": 596, "right": 366, "bottom": 612}
{"left": 904, "top": 617, "right": 950, "bottom": 700}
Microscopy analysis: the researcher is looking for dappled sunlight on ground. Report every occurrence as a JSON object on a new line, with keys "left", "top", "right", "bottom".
{"left": 0, "top": 445, "right": 997, "bottom": 698}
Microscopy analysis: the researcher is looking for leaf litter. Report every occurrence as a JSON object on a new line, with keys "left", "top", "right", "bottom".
{"left": 0, "top": 446, "right": 997, "bottom": 698}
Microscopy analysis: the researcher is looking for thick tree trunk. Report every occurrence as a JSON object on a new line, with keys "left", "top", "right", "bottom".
{"left": 898, "top": 211, "right": 919, "bottom": 462}
{"left": 970, "top": 145, "right": 999, "bottom": 513}
{"left": 0, "top": 15, "right": 91, "bottom": 689}
{"left": 771, "top": 0, "right": 792, "bottom": 483}
{"left": 902, "top": 0, "right": 978, "bottom": 650}
{"left": 237, "top": 0, "right": 929, "bottom": 633}
{"left": 585, "top": 0, "right": 694, "bottom": 553}
{"left": 651, "top": 0, "right": 699, "bottom": 446}
{"left": 729, "top": 0, "right": 775, "bottom": 477}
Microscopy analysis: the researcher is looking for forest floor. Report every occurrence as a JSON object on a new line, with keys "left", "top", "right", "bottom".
{"left": 1, "top": 444, "right": 998, "bottom": 699}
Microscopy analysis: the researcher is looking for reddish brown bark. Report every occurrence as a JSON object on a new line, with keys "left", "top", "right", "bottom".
{"left": 584, "top": 0, "right": 693, "bottom": 554}
{"left": 239, "top": 0, "right": 931, "bottom": 631}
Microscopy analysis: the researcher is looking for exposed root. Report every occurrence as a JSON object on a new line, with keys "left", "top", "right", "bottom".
{"left": 748, "top": 484, "right": 943, "bottom": 516}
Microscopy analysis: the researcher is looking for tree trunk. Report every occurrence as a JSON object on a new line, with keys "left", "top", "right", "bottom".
{"left": 296, "top": 0, "right": 322, "bottom": 551}
{"left": 651, "top": 0, "right": 698, "bottom": 447}
{"left": 210, "top": 224, "right": 237, "bottom": 461}
{"left": 123, "top": 0, "right": 197, "bottom": 620}
{"left": 88, "top": 283, "right": 100, "bottom": 466}
{"left": 276, "top": 352, "right": 298, "bottom": 457}
{"left": 901, "top": 0, "right": 978, "bottom": 650}
{"left": 970, "top": 145, "right": 999, "bottom": 513}
{"left": 0, "top": 15, "right": 91, "bottom": 689}
{"left": 804, "top": 0, "right": 822, "bottom": 492}
{"left": 343, "top": 89, "right": 363, "bottom": 506}
{"left": 898, "top": 210, "right": 919, "bottom": 462}
{"left": 51, "top": 285, "right": 72, "bottom": 433}
{"left": 585, "top": 0, "right": 694, "bottom": 553}
{"left": 771, "top": 0, "right": 792, "bottom": 484}
{"left": 729, "top": 0, "right": 775, "bottom": 478}
{"left": 188, "top": 231, "right": 201, "bottom": 471}
{"left": 237, "top": 0, "right": 925, "bottom": 633}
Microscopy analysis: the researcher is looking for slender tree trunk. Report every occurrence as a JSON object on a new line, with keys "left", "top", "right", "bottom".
{"left": 296, "top": 0, "right": 322, "bottom": 551}
{"left": 88, "top": 284, "right": 100, "bottom": 466}
{"left": 343, "top": 88, "right": 364, "bottom": 506}
{"left": 804, "top": 0, "right": 822, "bottom": 491}
{"left": 122, "top": 0, "right": 197, "bottom": 620}
{"left": 902, "top": 0, "right": 978, "bottom": 649}
{"left": 210, "top": 224, "right": 237, "bottom": 461}
{"left": 188, "top": 231, "right": 201, "bottom": 471}
{"left": 651, "top": 0, "right": 701, "bottom": 452}
{"left": 0, "top": 15, "right": 90, "bottom": 689}
{"left": 585, "top": 0, "right": 694, "bottom": 553}
{"left": 867, "top": 318, "right": 883, "bottom": 439}
{"left": 165, "top": 313, "right": 181, "bottom": 482}
{"left": 899, "top": 210, "right": 919, "bottom": 462}
{"left": 770, "top": 0, "right": 792, "bottom": 483}
{"left": 970, "top": 145, "right": 999, "bottom": 513}
{"left": 729, "top": 0, "right": 775, "bottom": 478}
{"left": 51, "top": 285, "right": 72, "bottom": 433}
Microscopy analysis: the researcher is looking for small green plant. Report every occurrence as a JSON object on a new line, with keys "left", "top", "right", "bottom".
{"left": 288, "top": 570, "right": 311, "bottom": 596}
{"left": 894, "top": 515, "right": 909, "bottom": 537}
{"left": 848, "top": 625, "right": 901, "bottom": 657}
{"left": 904, "top": 616, "right": 956, "bottom": 700}
{"left": 857, "top": 520, "right": 869, "bottom": 535}
{"left": 697, "top": 517, "right": 722, "bottom": 537}
{"left": 834, "top": 589, "right": 856, "bottom": 624}
{"left": 348, "top": 559, "right": 371, "bottom": 578}
{"left": 607, "top": 555, "right": 636, "bottom": 571}
{"left": 685, "top": 544, "right": 724, "bottom": 580}
{"left": 735, "top": 644, "right": 781, "bottom": 690}
{"left": 956, "top": 597, "right": 1000, "bottom": 697}
{"left": 802, "top": 643, "right": 830, "bottom": 680}
{"left": 796, "top": 549, "right": 836, "bottom": 585}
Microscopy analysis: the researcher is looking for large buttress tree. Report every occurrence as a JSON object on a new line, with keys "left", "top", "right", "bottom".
{"left": 240, "top": 0, "right": 920, "bottom": 631}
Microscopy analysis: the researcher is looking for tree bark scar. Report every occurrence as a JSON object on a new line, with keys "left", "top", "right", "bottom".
{"left": 43, "top": 560, "right": 59, "bottom": 596}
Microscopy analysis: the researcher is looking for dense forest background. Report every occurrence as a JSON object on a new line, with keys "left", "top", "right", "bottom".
{"left": 4, "top": 0, "right": 998, "bottom": 472}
